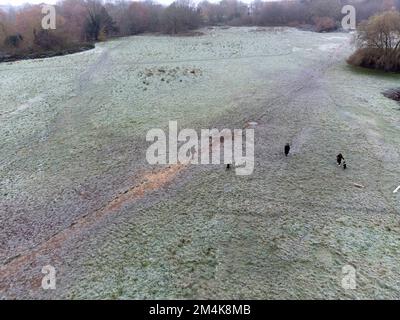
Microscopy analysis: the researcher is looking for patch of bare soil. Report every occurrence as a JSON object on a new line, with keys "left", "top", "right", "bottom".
{"left": 138, "top": 66, "right": 202, "bottom": 87}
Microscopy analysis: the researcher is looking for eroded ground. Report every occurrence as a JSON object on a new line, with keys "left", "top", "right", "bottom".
{"left": 1, "top": 27, "right": 400, "bottom": 299}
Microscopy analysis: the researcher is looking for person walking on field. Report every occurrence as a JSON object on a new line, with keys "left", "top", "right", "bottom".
{"left": 284, "top": 143, "right": 291, "bottom": 157}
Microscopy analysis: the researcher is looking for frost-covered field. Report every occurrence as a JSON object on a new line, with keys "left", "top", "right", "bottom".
{"left": 1, "top": 27, "right": 400, "bottom": 299}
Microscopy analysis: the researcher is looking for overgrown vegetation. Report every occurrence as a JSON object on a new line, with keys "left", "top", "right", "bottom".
{"left": 383, "top": 88, "right": 400, "bottom": 102}
{"left": 1, "top": 0, "right": 399, "bottom": 61}
{"left": 348, "top": 10, "right": 400, "bottom": 72}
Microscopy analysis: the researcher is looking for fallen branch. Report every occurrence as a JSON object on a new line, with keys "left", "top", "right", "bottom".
{"left": 353, "top": 183, "right": 365, "bottom": 189}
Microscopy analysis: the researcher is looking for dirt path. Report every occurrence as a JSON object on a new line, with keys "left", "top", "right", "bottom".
{"left": 0, "top": 165, "right": 186, "bottom": 293}
{"left": 0, "top": 131, "right": 230, "bottom": 294}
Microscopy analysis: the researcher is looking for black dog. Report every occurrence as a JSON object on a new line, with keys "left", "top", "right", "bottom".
{"left": 284, "top": 143, "right": 291, "bottom": 157}
{"left": 343, "top": 161, "right": 347, "bottom": 170}
{"left": 337, "top": 153, "right": 344, "bottom": 166}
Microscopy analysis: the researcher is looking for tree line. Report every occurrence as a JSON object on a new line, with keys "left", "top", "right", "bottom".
{"left": 1, "top": 0, "right": 400, "bottom": 56}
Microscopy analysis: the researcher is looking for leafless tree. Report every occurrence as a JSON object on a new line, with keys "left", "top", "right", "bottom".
{"left": 348, "top": 10, "right": 400, "bottom": 71}
{"left": 161, "top": 0, "right": 202, "bottom": 34}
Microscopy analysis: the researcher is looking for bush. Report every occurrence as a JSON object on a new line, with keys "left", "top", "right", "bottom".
{"left": 348, "top": 48, "right": 400, "bottom": 72}
{"left": 33, "top": 30, "right": 64, "bottom": 51}
{"left": 348, "top": 11, "right": 400, "bottom": 72}
{"left": 4, "top": 34, "right": 23, "bottom": 48}
{"left": 313, "top": 16, "right": 337, "bottom": 32}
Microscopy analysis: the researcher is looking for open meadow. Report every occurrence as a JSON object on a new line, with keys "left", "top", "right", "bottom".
{"left": 1, "top": 27, "right": 400, "bottom": 299}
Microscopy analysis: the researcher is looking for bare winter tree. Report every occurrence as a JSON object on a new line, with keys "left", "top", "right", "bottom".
{"left": 0, "top": 9, "right": 8, "bottom": 46}
{"left": 198, "top": 1, "right": 224, "bottom": 25}
{"left": 84, "top": 0, "right": 116, "bottom": 41}
{"left": 357, "top": 11, "right": 400, "bottom": 51}
{"left": 161, "top": 0, "right": 202, "bottom": 34}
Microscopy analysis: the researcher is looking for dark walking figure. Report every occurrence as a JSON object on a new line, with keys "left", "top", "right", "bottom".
{"left": 284, "top": 143, "right": 291, "bottom": 157}
{"left": 337, "top": 153, "right": 344, "bottom": 166}
{"left": 226, "top": 164, "right": 231, "bottom": 170}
